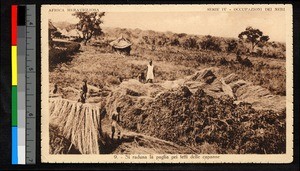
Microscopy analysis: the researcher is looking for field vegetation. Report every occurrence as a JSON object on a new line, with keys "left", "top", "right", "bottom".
{"left": 49, "top": 21, "right": 286, "bottom": 154}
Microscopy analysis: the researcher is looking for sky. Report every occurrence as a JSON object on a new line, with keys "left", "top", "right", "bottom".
{"left": 49, "top": 11, "right": 286, "bottom": 42}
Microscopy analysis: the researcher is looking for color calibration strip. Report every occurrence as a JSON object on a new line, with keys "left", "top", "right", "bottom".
{"left": 11, "top": 4, "right": 36, "bottom": 165}
{"left": 17, "top": 5, "right": 26, "bottom": 165}
{"left": 11, "top": 5, "right": 18, "bottom": 164}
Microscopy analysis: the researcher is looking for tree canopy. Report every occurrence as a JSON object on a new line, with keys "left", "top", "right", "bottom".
{"left": 238, "top": 26, "right": 269, "bottom": 52}
{"left": 72, "top": 12, "right": 105, "bottom": 45}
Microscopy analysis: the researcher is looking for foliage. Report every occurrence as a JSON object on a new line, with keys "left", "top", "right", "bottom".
{"left": 182, "top": 37, "right": 198, "bottom": 49}
{"left": 238, "top": 26, "right": 270, "bottom": 52}
{"left": 200, "top": 35, "right": 221, "bottom": 52}
{"left": 101, "top": 27, "right": 284, "bottom": 58}
{"left": 50, "top": 27, "right": 286, "bottom": 96}
{"left": 227, "top": 39, "right": 238, "bottom": 53}
{"left": 73, "top": 12, "right": 105, "bottom": 45}
{"left": 49, "top": 41, "right": 81, "bottom": 69}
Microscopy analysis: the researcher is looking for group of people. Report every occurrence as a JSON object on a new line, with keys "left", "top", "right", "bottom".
{"left": 78, "top": 60, "right": 155, "bottom": 103}
{"left": 77, "top": 79, "right": 122, "bottom": 141}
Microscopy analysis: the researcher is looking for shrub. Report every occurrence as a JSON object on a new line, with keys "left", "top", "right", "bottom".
{"left": 227, "top": 40, "right": 238, "bottom": 53}
{"left": 49, "top": 48, "right": 69, "bottom": 69}
{"left": 200, "top": 35, "right": 221, "bottom": 52}
{"left": 65, "top": 42, "right": 81, "bottom": 53}
{"left": 49, "top": 41, "right": 81, "bottom": 69}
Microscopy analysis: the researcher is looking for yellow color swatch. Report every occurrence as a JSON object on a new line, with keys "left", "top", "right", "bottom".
{"left": 12, "top": 46, "right": 18, "bottom": 86}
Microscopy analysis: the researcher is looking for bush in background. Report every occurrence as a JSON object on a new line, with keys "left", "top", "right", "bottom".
{"left": 49, "top": 41, "right": 81, "bottom": 70}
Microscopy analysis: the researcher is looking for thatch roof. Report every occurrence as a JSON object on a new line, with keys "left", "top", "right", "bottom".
{"left": 49, "top": 21, "right": 57, "bottom": 31}
{"left": 49, "top": 98, "right": 102, "bottom": 154}
{"left": 110, "top": 36, "right": 132, "bottom": 49}
{"left": 66, "top": 29, "right": 82, "bottom": 38}
{"left": 60, "top": 29, "right": 69, "bottom": 36}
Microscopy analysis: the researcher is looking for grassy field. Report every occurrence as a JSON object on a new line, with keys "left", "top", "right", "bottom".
{"left": 50, "top": 40, "right": 286, "bottom": 98}
{"left": 49, "top": 27, "right": 286, "bottom": 154}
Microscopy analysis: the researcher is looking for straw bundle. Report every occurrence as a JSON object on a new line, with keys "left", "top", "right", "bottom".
{"left": 49, "top": 98, "right": 101, "bottom": 154}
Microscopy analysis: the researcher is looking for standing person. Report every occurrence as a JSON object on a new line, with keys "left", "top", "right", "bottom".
{"left": 146, "top": 60, "right": 155, "bottom": 83}
{"left": 78, "top": 79, "right": 88, "bottom": 103}
{"left": 52, "top": 84, "right": 58, "bottom": 94}
{"left": 111, "top": 107, "right": 121, "bottom": 141}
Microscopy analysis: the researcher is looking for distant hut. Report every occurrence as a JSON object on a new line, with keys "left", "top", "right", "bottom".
{"left": 48, "top": 21, "right": 57, "bottom": 47}
{"left": 66, "top": 29, "right": 82, "bottom": 39}
{"left": 109, "top": 36, "right": 132, "bottom": 55}
{"left": 49, "top": 21, "right": 57, "bottom": 33}
{"left": 65, "top": 29, "right": 83, "bottom": 42}
{"left": 49, "top": 21, "right": 57, "bottom": 38}
{"left": 60, "top": 28, "right": 69, "bottom": 38}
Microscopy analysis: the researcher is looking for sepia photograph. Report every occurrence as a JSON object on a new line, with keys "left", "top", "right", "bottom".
{"left": 41, "top": 4, "right": 293, "bottom": 163}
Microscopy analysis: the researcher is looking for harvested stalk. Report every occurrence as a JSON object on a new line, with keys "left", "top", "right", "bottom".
{"left": 49, "top": 98, "right": 102, "bottom": 154}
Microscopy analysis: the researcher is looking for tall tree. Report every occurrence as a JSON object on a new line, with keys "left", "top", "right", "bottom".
{"left": 238, "top": 26, "right": 269, "bottom": 52}
{"left": 72, "top": 12, "right": 105, "bottom": 45}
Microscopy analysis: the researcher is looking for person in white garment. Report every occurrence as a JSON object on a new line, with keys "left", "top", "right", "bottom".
{"left": 146, "top": 60, "right": 154, "bottom": 83}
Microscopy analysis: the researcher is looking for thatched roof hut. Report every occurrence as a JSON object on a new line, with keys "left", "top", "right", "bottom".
{"left": 59, "top": 28, "right": 68, "bottom": 37}
{"left": 66, "top": 29, "right": 83, "bottom": 38}
{"left": 49, "top": 21, "right": 57, "bottom": 32}
{"left": 109, "top": 36, "right": 132, "bottom": 55}
{"left": 49, "top": 21, "right": 57, "bottom": 46}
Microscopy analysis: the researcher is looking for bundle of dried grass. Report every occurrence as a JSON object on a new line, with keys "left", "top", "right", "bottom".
{"left": 49, "top": 98, "right": 101, "bottom": 154}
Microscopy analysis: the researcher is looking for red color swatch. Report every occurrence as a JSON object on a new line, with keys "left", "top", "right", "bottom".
{"left": 11, "top": 5, "right": 17, "bottom": 45}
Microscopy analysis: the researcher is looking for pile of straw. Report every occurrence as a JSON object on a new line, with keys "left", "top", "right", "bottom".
{"left": 49, "top": 98, "right": 101, "bottom": 154}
